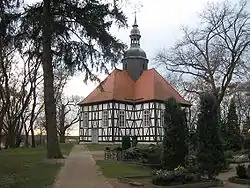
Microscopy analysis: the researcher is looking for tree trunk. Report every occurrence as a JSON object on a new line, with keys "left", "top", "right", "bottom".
{"left": 0, "top": 115, "right": 3, "bottom": 150}
{"left": 15, "top": 133, "right": 21, "bottom": 148}
{"left": 7, "top": 131, "right": 16, "bottom": 149}
{"left": 31, "top": 126, "right": 35, "bottom": 147}
{"left": 0, "top": 125, "right": 2, "bottom": 150}
{"left": 59, "top": 129, "right": 66, "bottom": 143}
{"left": 25, "top": 131, "right": 29, "bottom": 147}
{"left": 42, "top": 0, "right": 62, "bottom": 158}
{"left": 24, "top": 122, "right": 30, "bottom": 147}
{"left": 59, "top": 104, "right": 66, "bottom": 143}
{"left": 4, "top": 138, "right": 8, "bottom": 149}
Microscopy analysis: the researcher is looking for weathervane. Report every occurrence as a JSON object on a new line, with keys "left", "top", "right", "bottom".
{"left": 132, "top": 1, "right": 142, "bottom": 15}
{"left": 134, "top": 10, "right": 137, "bottom": 17}
{"left": 132, "top": 2, "right": 142, "bottom": 26}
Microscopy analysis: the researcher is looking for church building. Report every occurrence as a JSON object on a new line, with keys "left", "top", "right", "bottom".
{"left": 78, "top": 17, "right": 191, "bottom": 143}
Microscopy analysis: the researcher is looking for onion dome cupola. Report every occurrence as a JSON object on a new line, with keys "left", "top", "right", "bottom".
{"left": 122, "top": 14, "right": 148, "bottom": 81}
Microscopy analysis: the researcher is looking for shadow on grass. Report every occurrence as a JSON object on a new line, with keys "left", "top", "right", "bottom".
{"left": 0, "top": 143, "right": 74, "bottom": 188}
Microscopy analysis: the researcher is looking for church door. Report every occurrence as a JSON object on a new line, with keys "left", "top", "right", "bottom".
{"left": 91, "top": 128, "right": 99, "bottom": 143}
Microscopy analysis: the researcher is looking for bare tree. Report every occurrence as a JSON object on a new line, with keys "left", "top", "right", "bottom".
{"left": 57, "top": 95, "right": 80, "bottom": 143}
{"left": 21, "top": 56, "right": 44, "bottom": 147}
{"left": 155, "top": 0, "right": 250, "bottom": 106}
{"left": 0, "top": 0, "right": 20, "bottom": 149}
{"left": 2, "top": 57, "right": 41, "bottom": 148}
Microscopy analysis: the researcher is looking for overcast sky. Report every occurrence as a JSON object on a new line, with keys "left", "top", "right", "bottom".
{"left": 24, "top": 0, "right": 242, "bottom": 135}
{"left": 64, "top": 0, "right": 241, "bottom": 99}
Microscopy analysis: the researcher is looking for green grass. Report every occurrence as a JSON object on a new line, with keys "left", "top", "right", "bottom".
{"left": 85, "top": 143, "right": 120, "bottom": 151}
{"left": 96, "top": 160, "right": 152, "bottom": 178}
{"left": 0, "top": 143, "right": 74, "bottom": 188}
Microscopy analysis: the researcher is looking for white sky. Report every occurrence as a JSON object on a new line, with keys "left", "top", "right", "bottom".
{"left": 64, "top": 0, "right": 236, "bottom": 98}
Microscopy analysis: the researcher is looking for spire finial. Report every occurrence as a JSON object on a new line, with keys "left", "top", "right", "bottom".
{"left": 133, "top": 11, "right": 138, "bottom": 26}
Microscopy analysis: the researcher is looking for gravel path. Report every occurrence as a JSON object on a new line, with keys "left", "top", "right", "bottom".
{"left": 216, "top": 163, "right": 250, "bottom": 188}
{"left": 53, "top": 145, "right": 113, "bottom": 188}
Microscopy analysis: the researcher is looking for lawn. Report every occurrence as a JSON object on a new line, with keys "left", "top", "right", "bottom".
{"left": 96, "top": 160, "right": 152, "bottom": 178}
{"left": 0, "top": 143, "right": 74, "bottom": 188}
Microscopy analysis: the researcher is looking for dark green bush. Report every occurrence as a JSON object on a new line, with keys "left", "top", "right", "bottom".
{"left": 131, "top": 136, "right": 138, "bottom": 147}
{"left": 123, "top": 147, "right": 140, "bottom": 160}
{"left": 244, "top": 139, "right": 250, "bottom": 150}
{"left": 116, "top": 146, "right": 122, "bottom": 151}
{"left": 221, "top": 159, "right": 229, "bottom": 171}
{"left": 238, "top": 149, "right": 250, "bottom": 155}
{"left": 247, "top": 165, "right": 250, "bottom": 178}
{"left": 105, "top": 147, "right": 110, "bottom": 151}
{"left": 139, "top": 145, "right": 161, "bottom": 165}
{"left": 226, "top": 99, "right": 242, "bottom": 151}
{"left": 148, "top": 143, "right": 156, "bottom": 149}
{"left": 224, "top": 150, "right": 235, "bottom": 159}
{"left": 248, "top": 153, "right": 250, "bottom": 161}
{"left": 197, "top": 93, "right": 225, "bottom": 179}
{"left": 152, "top": 170, "right": 175, "bottom": 185}
{"left": 152, "top": 169, "right": 201, "bottom": 186}
{"left": 161, "top": 98, "right": 188, "bottom": 170}
{"left": 122, "top": 135, "right": 131, "bottom": 150}
{"left": 122, "top": 144, "right": 161, "bottom": 165}
{"left": 236, "top": 164, "right": 247, "bottom": 179}
{"left": 185, "top": 154, "right": 197, "bottom": 172}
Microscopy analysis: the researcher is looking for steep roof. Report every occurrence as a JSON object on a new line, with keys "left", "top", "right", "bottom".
{"left": 79, "top": 68, "right": 191, "bottom": 106}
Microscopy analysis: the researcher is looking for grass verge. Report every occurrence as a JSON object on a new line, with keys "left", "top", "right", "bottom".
{"left": 96, "top": 160, "right": 152, "bottom": 178}
{"left": 0, "top": 143, "right": 74, "bottom": 188}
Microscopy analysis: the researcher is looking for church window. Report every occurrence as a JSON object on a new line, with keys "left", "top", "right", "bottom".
{"left": 118, "top": 110, "right": 125, "bottom": 127}
{"left": 143, "top": 110, "right": 150, "bottom": 126}
{"left": 83, "top": 112, "right": 89, "bottom": 127}
{"left": 160, "top": 110, "right": 165, "bottom": 127}
{"left": 102, "top": 110, "right": 109, "bottom": 127}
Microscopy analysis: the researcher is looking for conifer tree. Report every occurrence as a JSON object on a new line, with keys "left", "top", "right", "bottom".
{"left": 18, "top": 0, "right": 128, "bottom": 158}
{"left": 226, "top": 99, "right": 241, "bottom": 151}
{"left": 161, "top": 98, "right": 188, "bottom": 170}
{"left": 219, "top": 118, "right": 228, "bottom": 149}
{"left": 197, "top": 93, "right": 225, "bottom": 179}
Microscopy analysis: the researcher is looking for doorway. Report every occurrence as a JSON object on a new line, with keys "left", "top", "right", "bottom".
{"left": 91, "top": 128, "right": 99, "bottom": 143}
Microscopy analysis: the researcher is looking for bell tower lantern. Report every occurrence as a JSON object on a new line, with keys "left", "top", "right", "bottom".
{"left": 122, "top": 14, "right": 148, "bottom": 80}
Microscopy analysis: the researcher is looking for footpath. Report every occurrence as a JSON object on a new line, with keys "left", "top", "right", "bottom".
{"left": 53, "top": 144, "right": 113, "bottom": 188}
{"left": 53, "top": 144, "right": 249, "bottom": 188}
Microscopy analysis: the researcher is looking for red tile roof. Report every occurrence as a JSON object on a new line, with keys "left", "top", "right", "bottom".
{"left": 79, "top": 68, "right": 191, "bottom": 106}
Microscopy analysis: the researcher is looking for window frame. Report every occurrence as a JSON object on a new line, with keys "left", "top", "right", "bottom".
{"left": 160, "top": 110, "right": 165, "bottom": 127}
{"left": 83, "top": 112, "right": 89, "bottom": 127}
{"left": 102, "top": 110, "right": 109, "bottom": 127}
{"left": 118, "top": 110, "right": 125, "bottom": 127}
{"left": 143, "top": 110, "right": 150, "bottom": 126}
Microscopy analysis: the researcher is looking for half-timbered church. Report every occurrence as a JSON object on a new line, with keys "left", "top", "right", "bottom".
{"left": 78, "top": 16, "right": 191, "bottom": 143}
